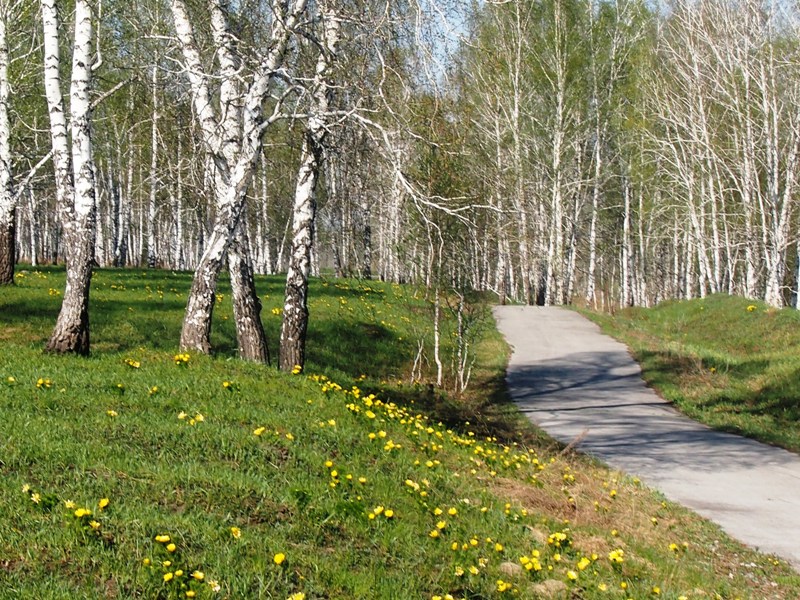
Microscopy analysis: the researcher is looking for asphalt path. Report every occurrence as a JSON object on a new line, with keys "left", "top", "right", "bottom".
{"left": 494, "top": 305, "right": 800, "bottom": 570}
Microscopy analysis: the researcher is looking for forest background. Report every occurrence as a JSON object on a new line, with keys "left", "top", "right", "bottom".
{"left": 2, "top": 0, "right": 800, "bottom": 365}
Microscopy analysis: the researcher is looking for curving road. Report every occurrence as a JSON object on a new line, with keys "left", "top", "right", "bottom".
{"left": 494, "top": 305, "right": 800, "bottom": 570}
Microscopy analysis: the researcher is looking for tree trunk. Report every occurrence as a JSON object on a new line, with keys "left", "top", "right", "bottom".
{"left": 173, "top": 0, "right": 308, "bottom": 353}
{"left": 0, "top": 10, "right": 14, "bottom": 285}
{"left": 280, "top": 133, "right": 320, "bottom": 371}
{"left": 147, "top": 63, "right": 158, "bottom": 269}
{"left": 279, "top": 1, "right": 338, "bottom": 371}
{"left": 229, "top": 216, "right": 270, "bottom": 363}
{"left": 44, "top": 0, "right": 97, "bottom": 355}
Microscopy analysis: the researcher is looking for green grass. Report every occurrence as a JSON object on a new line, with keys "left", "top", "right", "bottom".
{"left": 582, "top": 294, "right": 800, "bottom": 453}
{"left": 1, "top": 270, "right": 799, "bottom": 599}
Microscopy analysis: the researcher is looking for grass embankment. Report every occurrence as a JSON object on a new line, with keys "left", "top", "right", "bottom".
{"left": 1, "top": 269, "right": 798, "bottom": 599}
{"left": 583, "top": 294, "right": 800, "bottom": 454}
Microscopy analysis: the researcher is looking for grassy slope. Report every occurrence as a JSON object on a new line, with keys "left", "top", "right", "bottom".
{"left": 1, "top": 270, "right": 798, "bottom": 599}
{"left": 582, "top": 294, "right": 800, "bottom": 453}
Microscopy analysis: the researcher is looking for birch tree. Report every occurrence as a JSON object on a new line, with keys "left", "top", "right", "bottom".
{"left": 171, "top": 0, "right": 307, "bottom": 357}
{"left": 42, "top": 0, "right": 98, "bottom": 354}
{"left": 0, "top": 1, "right": 13, "bottom": 284}
{"left": 279, "top": 0, "right": 340, "bottom": 371}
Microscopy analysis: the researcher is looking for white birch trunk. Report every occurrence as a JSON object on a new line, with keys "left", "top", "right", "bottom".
{"left": 0, "top": 7, "right": 13, "bottom": 284}
{"left": 279, "top": 1, "right": 339, "bottom": 371}
{"left": 280, "top": 133, "right": 321, "bottom": 370}
{"left": 147, "top": 64, "right": 158, "bottom": 268}
{"left": 45, "top": 0, "right": 97, "bottom": 355}
{"left": 175, "top": 0, "right": 307, "bottom": 353}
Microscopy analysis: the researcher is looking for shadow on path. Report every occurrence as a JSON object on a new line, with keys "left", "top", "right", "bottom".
{"left": 494, "top": 305, "right": 800, "bottom": 570}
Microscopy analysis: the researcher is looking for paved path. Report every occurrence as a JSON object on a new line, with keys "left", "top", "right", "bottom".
{"left": 494, "top": 305, "right": 800, "bottom": 569}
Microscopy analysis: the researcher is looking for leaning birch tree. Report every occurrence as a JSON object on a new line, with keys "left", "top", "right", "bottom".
{"left": 171, "top": 0, "right": 307, "bottom": 358}
{"left": 43, "top": 0, "right": 98, "bottom": 354}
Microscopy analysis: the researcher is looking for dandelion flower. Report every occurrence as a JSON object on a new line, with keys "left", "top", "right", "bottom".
{"left": 273, "top": 552, "right": 286, "bottom": 565}
{"left": 98, "top": 498, "right": 110, "bottom": 510}
{"left": 155, "top": 534, "right": 171, "bottom": 543}
{"left": 230, "top": 527, "right": 241, "bottom": 539}
{"left": 192, "top": 571, "right": 205, "bottom": 581}
{"left": 163, "top": 572, "right": 174, "bottom": 582}
{"left": 166, "top": 543, "right": 177, "bottom": 553}
{"left": 254, "top": 427, "right": 266, "bottom": 436}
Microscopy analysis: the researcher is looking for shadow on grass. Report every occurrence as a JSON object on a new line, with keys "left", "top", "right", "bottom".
{"left": 306, "top": 320, "right": 413, "bottom": 380}
{"left": 633, "top": 347, "right": 800, "bottom": 452}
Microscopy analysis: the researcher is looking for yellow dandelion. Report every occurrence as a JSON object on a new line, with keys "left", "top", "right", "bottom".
{"left": 230, "top": 527, "right": 241, "bottom": 539}
{"left": 274, "top": 552, "right": 286, "bottom": 565}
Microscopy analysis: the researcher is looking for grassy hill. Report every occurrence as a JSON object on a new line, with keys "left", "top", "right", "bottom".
{"left": 1, "top": 270, "right": 798, "bottom": 599}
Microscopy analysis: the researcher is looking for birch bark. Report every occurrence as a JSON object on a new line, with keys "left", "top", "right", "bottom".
{"left": 279, "top": 0, "right": 339, "bottom": 371}
{"left": 172, "top": 0, "right": 307, "bottom": 355}
{"left": 44, "top": 0, "right": 97, "bottom": 355}
{"left": 0, "top": 7, "right": 13, "bottom": 284}
{"left": 147, "top": 63, "right": 158, "bottom": 268}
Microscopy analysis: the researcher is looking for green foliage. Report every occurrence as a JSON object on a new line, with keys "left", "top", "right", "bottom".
{"left": 584, "top": 295, "right": 800, "bottom": 452}
{"left": 1, "top": 273, "right": 798, "bottom": 598}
